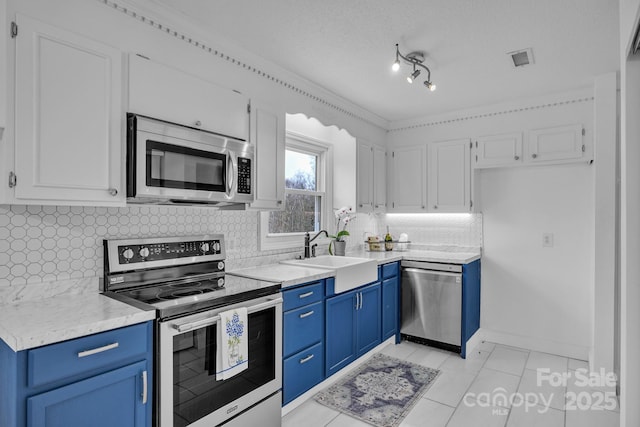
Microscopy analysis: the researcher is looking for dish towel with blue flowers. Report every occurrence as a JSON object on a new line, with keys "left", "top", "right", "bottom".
{"left": 216, "top": 307, "right": 248, "bottom": 380}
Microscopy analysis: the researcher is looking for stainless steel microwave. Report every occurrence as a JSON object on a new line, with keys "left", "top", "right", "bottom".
{"left": 126, "top": 113, "right": 254, "bottom": 207}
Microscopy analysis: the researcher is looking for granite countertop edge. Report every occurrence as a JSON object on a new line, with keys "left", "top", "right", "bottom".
{"left": 0, "top": 293, "right": 156, "bottom": 352}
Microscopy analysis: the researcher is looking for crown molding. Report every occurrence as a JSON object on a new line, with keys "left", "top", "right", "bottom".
{"left": 96, "top": 0, "right": 388, "bottom": 131}
{"left": 389, "top": 88, "right": 595, "bottom": 133}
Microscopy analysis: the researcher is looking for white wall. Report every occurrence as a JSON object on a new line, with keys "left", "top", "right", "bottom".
{"left": 387, "top": 89, "right": 596, "bottom": 358}
{"left": 619, "top": 1, "right": 640, "bottom": 425}
{"left": 479, "top": 164, "right": 593, "bottom": 357}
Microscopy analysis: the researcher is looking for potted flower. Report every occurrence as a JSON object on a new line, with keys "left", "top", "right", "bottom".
{"left": 329, "top": 206, "right": 354, "bottom": 256}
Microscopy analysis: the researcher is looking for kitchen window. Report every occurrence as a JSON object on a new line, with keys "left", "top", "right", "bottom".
{"left": 259, "top": 133, "right": 332, "bottom": 251}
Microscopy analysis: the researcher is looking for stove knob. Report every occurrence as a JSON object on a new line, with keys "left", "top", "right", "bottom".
{"left": 213, "top": 241, "right": 221, "bottom": 252}
{"left": 218, "top": 261, "right": 225, "bottom": 271}
{"left": 122, "top": 248, "right": 134, "bottom": 260}
{"left": 218, "top": 277, "right": 225, "bottom": 287}
{"left": 200, "top": 242, "right": 210, "bottom": 253}
{"left": 139, "top": 247, "right": 150, "bottom": 258}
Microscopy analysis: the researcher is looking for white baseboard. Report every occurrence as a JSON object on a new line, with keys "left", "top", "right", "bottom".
{"left": 465, "top": 329, "right": 483, "bottom": 357}
{"left": 281, "top": 337, "right": 396, "bottom": 417}
{"left": 477, "top": 328, "right": 590, "bottom": 360}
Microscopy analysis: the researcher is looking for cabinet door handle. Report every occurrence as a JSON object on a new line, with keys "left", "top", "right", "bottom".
{"left": 299, "top": 354, "right": 314, "bottom": 364}
{"left": 194, "top": 120, "right": 202, "bottom": 127}
{"left": 299, "top": 310, "right": 314, "bottom": 319}
{"left": 108, "top": 188, "right": 118, "bottom": 196}
{"left": 299, "top": 291, "right": 314, "bottom": 299}
{"left": 77, "top": 342, "right": 119, "bottom": 358}
{"left": 359, "top": 292, "right": 363, "bottom": 310}
{"left": 141, "top": 370, "right": 148, "bottom": 404}
{"left": 532, "top": 153, "right": 537, "bottom": 159}
{"left": 355, "top": 292, "right": 360, "bottom": 310}
{"left": 514, "top": 155, "right": 520, "bottom": 160}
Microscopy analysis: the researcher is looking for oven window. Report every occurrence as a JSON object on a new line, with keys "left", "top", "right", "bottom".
{"left": 172, "top": 308, "right": 276, "bottom": 427}
{"left": 146, "top": 140, "right": 226, "bottom": 192}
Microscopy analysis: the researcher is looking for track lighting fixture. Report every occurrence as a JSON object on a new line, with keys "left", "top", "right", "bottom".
{"left": 392, "top": 43, "right": 436, "bottom": 91}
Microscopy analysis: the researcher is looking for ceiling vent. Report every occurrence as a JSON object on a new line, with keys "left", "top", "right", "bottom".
{"left": 507, "top": 48, "right": 534, "bottom": 68}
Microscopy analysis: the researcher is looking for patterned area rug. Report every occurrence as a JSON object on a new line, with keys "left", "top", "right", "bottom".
{"left": 314, "top": 353, "right": 440, "bottom": 427}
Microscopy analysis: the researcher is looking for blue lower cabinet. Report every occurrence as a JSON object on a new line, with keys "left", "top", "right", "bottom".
{"left": 282, "top": 280, "right": 325, "bottom": 405}
{"left": 325, "top": 290, "right": 357, "bottom": 376}
{"left": 381, "top": 276, "right": 399, "bottom": 341}
{"left": 461, "top": 259, "right": 481, "bottom": 358}
{"left": 283, "top": 342, "right": 324, "bottom": 404}
{"left": 326, "top": 282, "right": 381, "bottom": 377}
{"left": 27, "top": 360, "right": 148, "bottom": 427}
{"left": 0, "top": 322, "right": 153, "bottom": 427}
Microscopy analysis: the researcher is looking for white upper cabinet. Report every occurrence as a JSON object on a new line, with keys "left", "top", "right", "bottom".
{"left": 428, "top": 139, "right": 472, "bottom": 213}
{"left": 128, "top": 54, "right": 249, "bottom": 142}
{"left": 372, "top": 146, "right": 387, "bottom": 212}
{"left": 12, "top": 14, "right": 124, "bottom": 205}
{"left": 356, "top": 142, "right": 386, "bottom": 213}
{"left": 249, "top": 100, "right": 285, "bottom": 210}
{"left": 356, "top": 141, "right": 373, "bottom": 212}
{"left": 389, "top": 145, "right": 427, "bottom": 212}
{"left": 474, "top": 133, "right": 523, "bottom": 168}
{"left": 526, "top": 124, "right": 584, "bottom": 163}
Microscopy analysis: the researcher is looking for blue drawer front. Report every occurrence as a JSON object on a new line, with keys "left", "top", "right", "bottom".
{"left": 283, "top": 281, "right": 324, "bottom": 311}
{"left": 27, "top": 323, "right": 150, "bottom": 389}
{"left": 382, "top": 262, "right": 398, "bottom": 279}
{"left": 283, "top": 301, "right": 324, "bottom": 358}
{"left": 283, "top": 342, "right": 324, "bottom": 404}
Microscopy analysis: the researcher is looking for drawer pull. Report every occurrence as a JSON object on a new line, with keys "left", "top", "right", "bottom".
{"left": 141, "top": 370, "right": 148, "bottom": 404}
{"left": 299, "top": 354, "right": 315, "bottom": 364}
{"left": 299, "top": 291, "right": 314, "bottom": 299}
{"left": 77, "top": 342, "right": 119, "bottom": 358}
{"left": 299, "top": 310, "right": 314, "bottom": 319}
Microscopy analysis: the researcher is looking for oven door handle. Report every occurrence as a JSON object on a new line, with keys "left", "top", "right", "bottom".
{"left": 173, "top": 297, "right": 283, "bottom": 332}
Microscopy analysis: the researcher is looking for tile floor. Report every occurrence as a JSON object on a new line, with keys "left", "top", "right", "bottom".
{"left": 282, "top": 340, "right": 620, "bottom": 427}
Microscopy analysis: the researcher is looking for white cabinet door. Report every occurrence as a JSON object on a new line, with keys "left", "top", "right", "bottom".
{"left": 128, "top": 54, "right": 249, "bottom": 142}
{"left": 428, "top": 139, "right": 471, "bottom": 212}
{"left": 356, "top": 142, "right": 373, "bottom": 212}
{"left": 373, "top": 146, "right": 387, "bottom": 212}
{"left": 526, "top": 124, "right": 584, "bottom": 163}
{"left": 14, "top": 14, "right": 123, "bottom": 204}
{"left": 249, "top": 100, "right": 285, "bottom": 210}
{"left": 475, "top": 133, "right": 523, "bottom": 168}
{"left": 389, "top": 146, "right": 426, "bottom": 212}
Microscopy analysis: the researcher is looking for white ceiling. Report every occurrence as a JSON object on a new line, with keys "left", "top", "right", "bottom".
{"left": 151, "top": 0, "right": 619, "bottom": 123}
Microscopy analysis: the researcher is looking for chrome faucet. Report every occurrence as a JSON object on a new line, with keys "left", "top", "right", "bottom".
{"left": 304, "top": 230, "right": 328, "bottom": 258}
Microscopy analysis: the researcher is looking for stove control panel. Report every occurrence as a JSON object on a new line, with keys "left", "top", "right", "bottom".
{"left": 117, "top": 239, "right": 222, "bottom": 264}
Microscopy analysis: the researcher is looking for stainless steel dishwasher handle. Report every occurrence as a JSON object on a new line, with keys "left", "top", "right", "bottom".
{"left": 403, "top": 268, "right": 462, "bottom": 279}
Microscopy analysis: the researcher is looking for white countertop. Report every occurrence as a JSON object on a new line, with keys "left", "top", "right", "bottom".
{"left": 229, "top": 264, "right": 334, "bottom": 287}
{"left": 0, "top": 293, "right": 156, "bottom": 352}
{"left": 228, "top": 248, "right": 481, "bottom": 288}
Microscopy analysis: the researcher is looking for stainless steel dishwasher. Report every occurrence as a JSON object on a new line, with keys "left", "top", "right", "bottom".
{"left": 401, "top": 260, "right": 462, "bottom": 353}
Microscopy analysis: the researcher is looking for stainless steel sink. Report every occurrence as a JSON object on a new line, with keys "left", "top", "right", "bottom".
{"left": 281, "top": 255, "right": 378, "bottom": 293}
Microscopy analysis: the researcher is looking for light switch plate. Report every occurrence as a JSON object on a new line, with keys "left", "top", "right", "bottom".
{"left": 542, "top": 233, "right": 554, "bottom": 247}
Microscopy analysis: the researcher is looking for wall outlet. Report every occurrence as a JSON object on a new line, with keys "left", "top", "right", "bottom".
{"left": 542, "top": 233, "right": 554, "bottom": 247}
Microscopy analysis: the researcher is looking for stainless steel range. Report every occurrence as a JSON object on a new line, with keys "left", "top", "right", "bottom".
{"left": 102, "top": 235, "right": 282, "bottom": 427}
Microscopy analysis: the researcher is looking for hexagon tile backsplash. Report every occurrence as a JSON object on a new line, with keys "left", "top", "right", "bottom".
{"left": 0, "top": 205, "right": 482, "bottom": 304}
{"left": 0, "top": 205, "right": 294, "bottom": 288}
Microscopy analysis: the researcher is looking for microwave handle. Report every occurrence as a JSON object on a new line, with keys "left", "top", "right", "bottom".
{"left": 227, "top": 154, "right": 235, "bottom": 196}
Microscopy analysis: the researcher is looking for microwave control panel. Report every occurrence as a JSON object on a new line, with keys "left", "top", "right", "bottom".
{"left": 118, "top": 239, "right": 222, "bottom": 264}
{"left": 237, "top": 157, "right": 251, "bottom": 194}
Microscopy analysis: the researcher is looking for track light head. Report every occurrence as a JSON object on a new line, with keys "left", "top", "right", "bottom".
{"left": 424, "top": 81, "right": 436, "bottom": 91}
{"left": 392, "top": 60, "right": 400, "bottom": 72}
{"left": 407, "top": 68, "right": 420, "bottom": 84}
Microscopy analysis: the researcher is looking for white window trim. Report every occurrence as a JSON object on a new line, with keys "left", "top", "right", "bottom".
{"left": 259, "top": 131, "right": 334, "bottom": 252}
